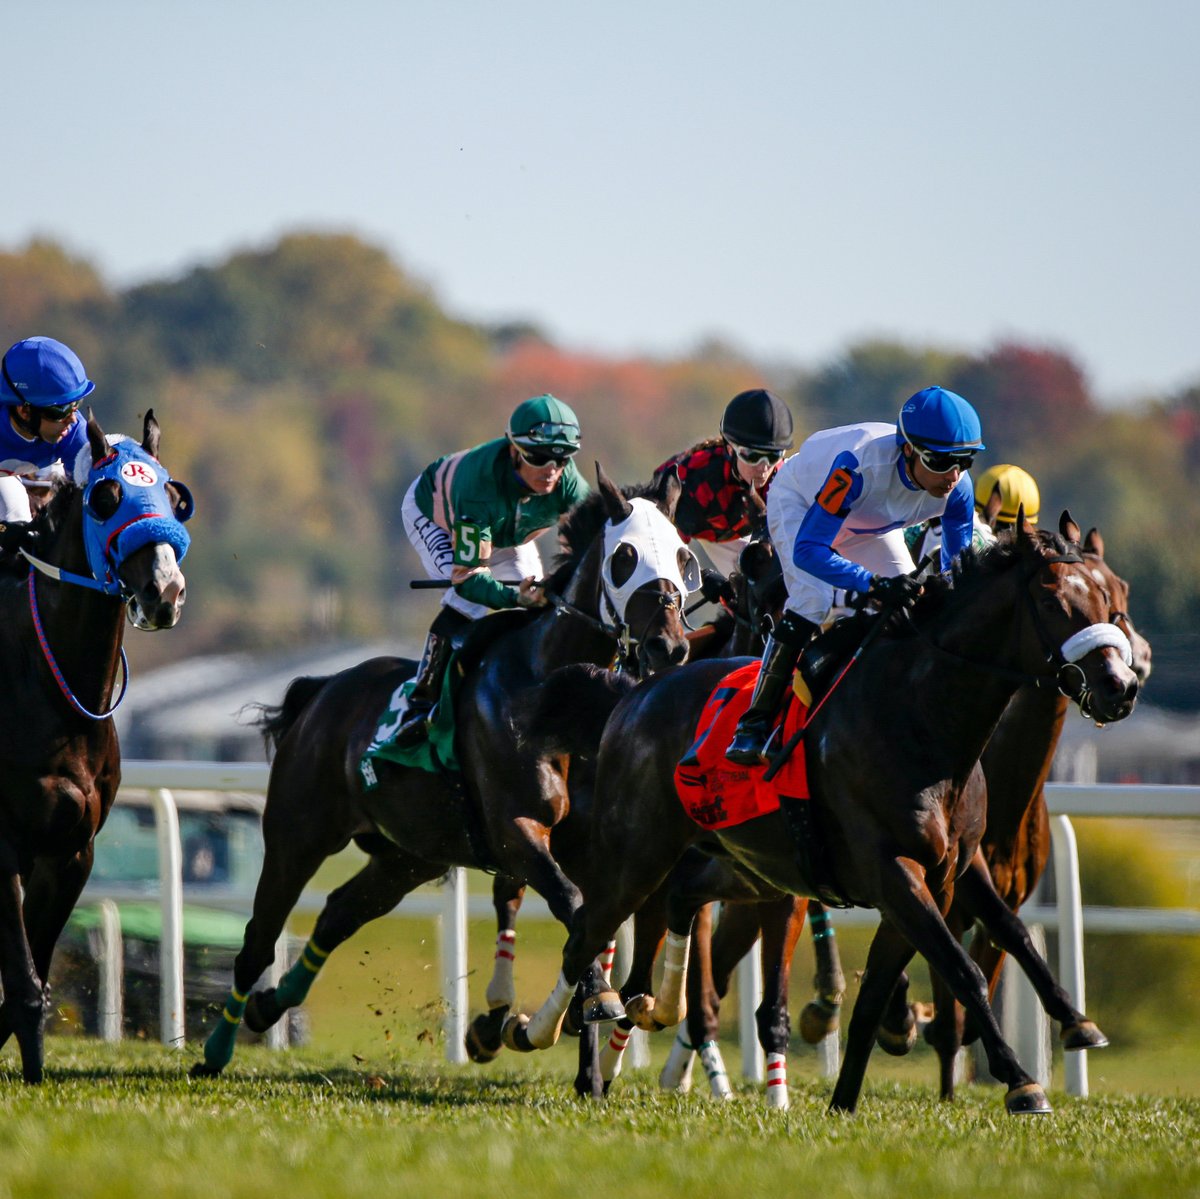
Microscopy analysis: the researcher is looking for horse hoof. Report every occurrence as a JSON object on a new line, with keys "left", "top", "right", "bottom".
{"left": 189, "top": 1061, "right": 224, "bottom": 1079}
{"left": 1005, "top": 1083, "right": 1052, "bottom": 1116}
{"left": 244, "top": 989, "right": 284, "bottom": 1034}
{"left": 582, "top": 989, "right": 625, "bottom": 1026}
{"left": 799, "top": 1000, "right": 840, "bottom": 1044}
{"left": 876, "top": 1021, "right": 917, "bottom": 1056}
{"left": 501, "top": 1013, "right": 534, "bottom": 1053}
{"left": 1061, "top": 1020, "right": 1109, "bottom": 1051}
{"left": 465, "top": 1009, "right": 506, "bottom": 1063}
{"left": 624, "top": 995, "right": 661, "bottom": 1032}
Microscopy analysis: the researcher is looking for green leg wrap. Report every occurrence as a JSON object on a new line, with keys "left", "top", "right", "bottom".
{"left": 274, "top": 938, "right": 330, "bottom": 1008}
{"left": 203, "top": 987, "right": 249, "bottom": 1070}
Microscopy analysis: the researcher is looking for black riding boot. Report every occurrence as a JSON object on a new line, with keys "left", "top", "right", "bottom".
{"left": 392, "top": 626, "right": 457, "bottom": 747}
{"left": 725, "top": 612, "right": 819, "bottom": 765}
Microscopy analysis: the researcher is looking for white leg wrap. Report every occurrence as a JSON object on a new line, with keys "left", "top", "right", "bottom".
{"left": 485, "top": 929, "right": 517, "bottom": 1010}
{"left": 659, "top": 1031, "right": 696, "bottom": 1093}
{"left": 599, "top": 1023, "right": 632, "bottom": 1083}
{"left": 699, "top": 1040, "right": 733, "bottom": 1100}
{"left": 655, "top": 930, "right": 691, "bottom": 1027}
{"left": 598, "top": 940, "right": 617, "bottom": 985}
{"left": 765, "top": 1052, "right": 789, "bottom": 1110}
{"left": 526, "top": 971, "right": 573, "bottom": 1050}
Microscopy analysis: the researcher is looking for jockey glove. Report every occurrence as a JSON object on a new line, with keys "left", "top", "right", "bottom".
{"left": 700, "top": 568, "right": 735, "bottom": 607}
{"left": 0, "top": 521, "right": 38, "bottom": 555}
{"left": 867, "top": 572, "right": 923, "bottom": 610}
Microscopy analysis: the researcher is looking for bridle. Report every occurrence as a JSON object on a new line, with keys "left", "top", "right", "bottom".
{"left": 909, "top": 549, "right": 1133, "bottom": 719}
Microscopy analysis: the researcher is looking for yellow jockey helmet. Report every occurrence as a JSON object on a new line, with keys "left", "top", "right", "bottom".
{"left": 974, "top": 463, "right": 1040, "bottom": 526}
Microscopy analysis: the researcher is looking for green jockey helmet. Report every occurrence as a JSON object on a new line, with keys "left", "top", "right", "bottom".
{"left": 506, "top": 394, "right": 582, "bottom": 455}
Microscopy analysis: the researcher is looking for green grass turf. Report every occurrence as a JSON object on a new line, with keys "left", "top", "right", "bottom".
{"left": 1, "top": 1038, "right": 1197, "bottom": 1199}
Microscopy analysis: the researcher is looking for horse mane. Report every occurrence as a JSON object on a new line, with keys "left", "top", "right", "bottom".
{"left": 542, "top": 480, "right": 662, "bottom": 595}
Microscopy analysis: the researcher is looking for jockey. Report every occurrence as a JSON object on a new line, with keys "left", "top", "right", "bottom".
{"left": 726, "top": 385, "right": 985, "bottom": 764}
{"left": 394, "top": 393, "right": 590, "bottom": 744}
{"left": 652, "top": 388, "right": 794, "bottom": 578}
{"left": 975, "top": 462, "right": 1040, "bottom": 527}
{"left": 0, "top": 336, "right": 95, "bottom": 555}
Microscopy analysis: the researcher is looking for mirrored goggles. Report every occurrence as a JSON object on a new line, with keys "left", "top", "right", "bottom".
{"left": 913, "top": 446, "right": 977, "bottom": 474}
{"left": 730, "top": 443, "right": 785, "bottom": 466}
{"left": 34, "top": 400, "right": 80, "bottom": 422}
{"left": 514, "top": 443, "right": 576, "bottom": 469}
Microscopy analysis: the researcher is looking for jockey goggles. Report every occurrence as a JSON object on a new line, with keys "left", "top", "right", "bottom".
{"left": 34, "top": 400, "right": 81, "bottom": 422}
{"left": 729, "top": 442, "right": 785, "bottom": 466}
{"left": 912, "top": 446, "right": 977, "bottom": 474}
{"left": 510, "top": 440, "right": 577, "bottom": 469}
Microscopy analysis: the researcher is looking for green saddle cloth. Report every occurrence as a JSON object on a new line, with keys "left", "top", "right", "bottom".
{"left": 359, "top": 652, "right": 461, "bottom": 787}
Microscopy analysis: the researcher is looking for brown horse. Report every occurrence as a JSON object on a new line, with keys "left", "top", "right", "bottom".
{"left": 193, "top": 467, "right": 696, "bottom": 1082}
{"left": 875, "top": 518, "right": 1153, "bottom": 1096}
{"left": 512, "top": 518, "right": 1138, "bottom": 1115}
{"left": 0, "top": 412, "right": 190, "bottom": 1082}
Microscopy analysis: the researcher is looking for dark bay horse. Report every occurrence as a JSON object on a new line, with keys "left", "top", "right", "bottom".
{"left": 875, "top": 518, "right": 1153, "bottom": 1097}
{"left": 193, "top": 467, "right": 696, "bottom": 1079}
{"left": 513, "top": 518, "right": 1138, "bottom": 1115}
{"left": 0, "top": 412, "right": 190, "bottom": 1082}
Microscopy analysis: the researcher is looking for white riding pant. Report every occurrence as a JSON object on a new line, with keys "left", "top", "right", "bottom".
{"left": 0, "top": 476, "right": 32, "bottom": 523}
{"left": 768, "top": 496, "right": 915, "bottom": 625}
{"left": 696, "top": 536, "right": 748, "bottom": 579}
{"left": 401, "top": 478, "right": 543, "bottom": 621}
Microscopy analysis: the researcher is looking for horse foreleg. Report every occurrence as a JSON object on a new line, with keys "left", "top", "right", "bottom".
{"left": 661, "top": 902, "right": 716, "bottom": 1094}
{"left": 0, "top": 842, "right": 47, "bottom": 1083}
{"left": 924, "top": 967, "right": 968, "bottom": 1100}
{"left": 801, "top": 900, "right": 846, "bottom": 1044}
{"left": 466, "top": 875, "right": 525, "bottom": 1064}
{"left": 858, "top": 858, "right": 1051, "bottom": 1117}
{"left": 756, "top": 897, "right": 807, "bottom": 1109}
{"left": 874, "top": 970, "right": 918, "bottom": 1056}
{"left": 957, "top": 856, "right": 1108, "bottom": 1051}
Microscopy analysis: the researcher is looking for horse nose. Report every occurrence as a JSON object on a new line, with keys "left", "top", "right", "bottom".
{"left": 644, "top": 635, "right": 688, "bottom": 671}
{"left": 668, "top": 639, "right": 689, "bottom": 665}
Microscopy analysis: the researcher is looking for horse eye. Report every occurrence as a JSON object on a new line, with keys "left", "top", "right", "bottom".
{"left": 87, "top": 481, "right": 122, "bottom": 520}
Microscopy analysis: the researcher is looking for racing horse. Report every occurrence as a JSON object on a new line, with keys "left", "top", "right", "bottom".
{"left": 0, "top": 412, "right": 191, "bottom": 1082}
{"left": 874, "top": 518, "right": 1153, "bottom": 1097}
{"left": 512, "top": 517, "right": 1138, "bottom": 1115}
{"left": 193, "top": 466, "right": 698, "bottom": 1080}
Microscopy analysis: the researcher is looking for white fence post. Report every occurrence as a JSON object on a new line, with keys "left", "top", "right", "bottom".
{"left": 737, "top": 946, "right": 765, "bottom": 1082}
{"left": 150, "top": 787, "right": 185, "bottom": 1048}
{"left": 1052, "top": 814, "right": 1089, "bottom": 1098}
{"left": 440, "top": 867, "right": 469, "bottom": 1064}
{"left": 96, "top": 898, "right": 124, "bottom": 1043}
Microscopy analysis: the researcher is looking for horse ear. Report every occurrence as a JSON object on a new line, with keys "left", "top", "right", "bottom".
{"left": 1083, "top": 527, "right": 1105, "bottom": 559}
{"left": 1015, "top": 503, "right": 1039, "bottom": 551}
{"left": 655, "top": 464, "right": 682, "bottom": 522}
{"left": 86, "top": 408, "right": 108, "bottom": 465}
{"left": 983, "top": 481, "right": 1003, "bottom": 530}
{"left": 1060, "top": 510, "right": 1081, "bottom": 544}
{"left": 142, "top": 408, "right": 162, "bottom": 459}
{"left": 595, "top": 462, "right": 632, "bottom": 523}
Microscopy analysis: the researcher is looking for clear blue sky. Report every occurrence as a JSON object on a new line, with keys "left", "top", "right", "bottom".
{"left": 7, "top": 0, "right": 1197, "bottom": 403}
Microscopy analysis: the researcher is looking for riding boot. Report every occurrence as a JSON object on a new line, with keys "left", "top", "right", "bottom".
{"left": 725, "top": 612, "right": 819, "bottom": 765}
{"left": 392, "top": 627, "right": 456, "bottom": 747}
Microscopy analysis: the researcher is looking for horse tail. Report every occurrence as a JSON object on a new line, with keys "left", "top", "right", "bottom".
{"left": 249, "top": 675, "right": 332, "bottom": 755}
{"left": 515, "top": 663, "right": 636, "bottom": 757}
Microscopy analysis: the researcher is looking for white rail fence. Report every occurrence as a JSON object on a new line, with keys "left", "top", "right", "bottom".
{"left": 89, "top": 763, "right": 1199, "bottom": 1097}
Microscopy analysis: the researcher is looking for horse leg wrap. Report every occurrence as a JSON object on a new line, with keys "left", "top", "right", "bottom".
{"left": 526, "top": 971, "right": 574, "bottom": 1049}
{"left": 659, "top": 1031, "right": 696, "bottom": 1093}
{"left": 653, "top": 931, "right": 690, "bottom": 1028}
{"left": 485, "top": 930, "right": 517, "bottom": 1011}
{"left": 699, "top": 1040, "right": 733, "bottom": 1100}
{"left": 201, "top": 987, "right": 248, "bottom": 1072}
{"left": 599, "top": 1022, "right": 633, "bottom": 1083}
{"left": 765, "top": 1052, "right": 789, "bottom": 1110}
{"left": 599, "top": 940, "right": 617, "bottom": 985}
{"left": 274, "top": 938, "right": 330, "bottom": 1008}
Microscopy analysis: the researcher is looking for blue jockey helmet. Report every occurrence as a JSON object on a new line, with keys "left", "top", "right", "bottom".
{"left": 896, "top": 386, "right": 985, "bottom": 453}
{"left": 0, "top": 337, "right": 95, "bottom": 407}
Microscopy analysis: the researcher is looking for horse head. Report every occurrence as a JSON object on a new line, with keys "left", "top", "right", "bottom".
{"left": 1011, "top": 508, "right": 1139, "bottom": 724}
{"left": 595, "top": 463, "right": 698, "bottom": 675}
{"left": 79, "top": 409, "right": 192, "bottom": 630}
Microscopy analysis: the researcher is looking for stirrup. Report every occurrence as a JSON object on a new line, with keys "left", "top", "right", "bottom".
{"left": 726, "top": 720, "right": 772, "bottom": 766}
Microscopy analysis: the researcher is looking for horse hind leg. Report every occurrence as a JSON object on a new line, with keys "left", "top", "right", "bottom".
{"left": 466, "top": 876, "right": 524, "bottom": 1064}
{"left": 800, "top": 900, "right": 846, "bottom": 1044}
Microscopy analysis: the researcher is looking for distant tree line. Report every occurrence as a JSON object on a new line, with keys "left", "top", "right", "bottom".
{"left": 2, "top": 233, "right": 1197, "bottom": 704}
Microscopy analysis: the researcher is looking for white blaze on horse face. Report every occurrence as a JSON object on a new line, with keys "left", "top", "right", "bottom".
{"left": 151, "top": 543, "right": 186, "bottom": 611}
{"left": 600, "top": 498, "right": 700, "bottom": 624}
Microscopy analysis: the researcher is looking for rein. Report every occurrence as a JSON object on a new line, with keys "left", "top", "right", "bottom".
{"left": 27, "top": 566, "right": 129, "bottom": 720}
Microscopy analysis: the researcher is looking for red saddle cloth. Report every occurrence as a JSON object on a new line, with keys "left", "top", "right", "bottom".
{"left": 674, "top": 661, "right": 810, "bottom": 830}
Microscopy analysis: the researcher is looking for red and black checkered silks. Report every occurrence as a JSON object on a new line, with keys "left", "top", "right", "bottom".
{"left": 654, "top": 439, "right": 772, "bottom": 543}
